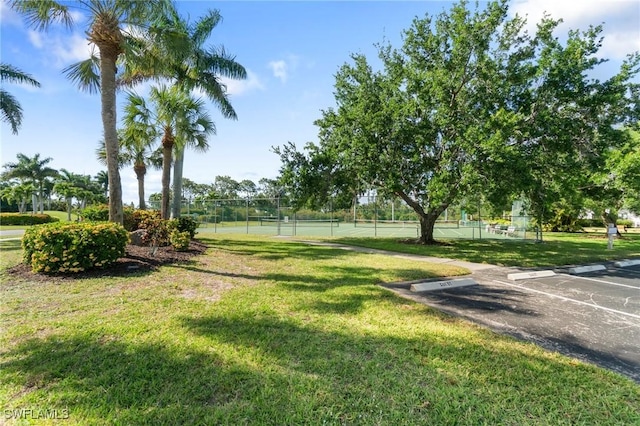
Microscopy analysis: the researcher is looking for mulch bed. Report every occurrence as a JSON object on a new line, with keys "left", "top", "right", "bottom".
{"left": 6, "top": 240, "right": 209, "bottom": 283}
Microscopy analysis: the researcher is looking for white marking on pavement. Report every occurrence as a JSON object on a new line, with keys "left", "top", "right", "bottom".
{"left": 493, "top": 279, "right": 640, "bottom": 320}
{"left": 558, "top": 274, "right": 640, "bottom": 290}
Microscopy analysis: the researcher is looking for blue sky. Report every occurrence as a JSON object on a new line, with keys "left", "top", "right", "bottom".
{"left": 1, "top": 0, "right": 639, "bottom": 205}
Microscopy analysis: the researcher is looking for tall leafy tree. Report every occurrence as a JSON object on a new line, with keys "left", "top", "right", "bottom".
{"left": 277, "top": 0, "right": 639, "bottom": 244}
{"left": 0, "top": 63, "right": 41, "bottom": 134}
{"left": 10, "top": 0, "right": 174, "bottom": 224}
{"left": 1, "top": 153, "right": 58, "bottom": 213}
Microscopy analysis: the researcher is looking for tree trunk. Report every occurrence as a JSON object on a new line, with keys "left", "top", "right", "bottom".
{"left": 67, "top": 198, "right": 72, "bottom": 221}
{"left": 171, "top": 146, "right": 185, "bottom": 219}
{"left": 38, "top": 182, "right": 44, "bottom": 213}
{"left": 99, "top": 49, "right": 124, "bottom": 225}
{"left": 161, "top": 128, "right": 174, "bottom": 219}
{"left": 396, "top": 190, "right": 450, "bottom": 244}
{"left": 418, "top": 213, "right": 439, "bottom": 244}
{"left": 134, "top": 164, "right": 146, "bottom": 210}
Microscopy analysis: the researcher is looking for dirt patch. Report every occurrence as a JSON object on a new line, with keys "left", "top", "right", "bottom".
{"left": 5, "top": 240, "right": 209, "bottom": 283}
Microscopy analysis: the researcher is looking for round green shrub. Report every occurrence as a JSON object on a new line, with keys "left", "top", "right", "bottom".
{"left": 170, "top": 230, "right": 191, "bottom": 251}
{"left": 169, "top": 217, "right": 198, "bottom": 239}
{"left": 22, "top": 221, "right": 129, "bottom": 274}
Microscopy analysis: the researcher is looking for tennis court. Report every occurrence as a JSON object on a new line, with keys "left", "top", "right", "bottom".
{"left": 197, "top": 219, "right": 529, "bottom": 240}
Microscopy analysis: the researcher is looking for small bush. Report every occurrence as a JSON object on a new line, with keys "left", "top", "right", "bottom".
{"left": 81, "top": 204, "right": 110, "bottom": 221}
{"left": 130, "top": 209, "right": 161, "bottom": 231}
{"left": 22, "top": 222, "right": 129, "bottom": 274}
{"left": 0, "top": 213, "right": 59, "bottom": 226}
{"left": 81, "top": 204, "right": 138, "bottom": 230}
{"left": 169, "top": 217, "right": 198, "bottom": 239}
{"left": 170, "top": 230, "right": 191, "bottom": 251}
{"left": 617, "top": 219, "right": 633, "bottom": 228}
{"left": 139, "top": 216, "right": 170, "bottom": 247}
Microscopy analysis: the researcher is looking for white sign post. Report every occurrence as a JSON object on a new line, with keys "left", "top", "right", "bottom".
{"left": 607, "top": 223, "right": 617, "bottom": 250}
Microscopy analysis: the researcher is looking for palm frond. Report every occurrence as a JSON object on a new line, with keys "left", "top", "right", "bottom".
{"left": 0, "top": 89, "right": 23, "bottom": 134}
{"left": 62, "top": 54, "right": 101, "bottom": 94}
{"left": 9, "top": 0, "right": 73, "bottom": 31}
{"left": 191, "top": 9, "right": 222, "bottom": 47}
{"left": 0, "top": 63, "right": 41, "bottom": 87}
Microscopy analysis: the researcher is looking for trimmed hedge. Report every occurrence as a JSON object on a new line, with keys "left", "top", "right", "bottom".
{"left": 22, "top": 221, "right": 129, "bottom": 274}
{"left": 0, "top": 213, "right": 59, "bottom": 226}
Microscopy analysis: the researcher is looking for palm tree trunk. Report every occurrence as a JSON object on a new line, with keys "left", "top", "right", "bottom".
{"left": 161, "top": 129, "right": 174, "bottom": 219}
{"left": 171, "top": 146, "right": 185, "bottom": 219}
{"left": 134, "top": 164, "right": 146, "bottom": 210}
{"left": 99, "top": 49, "right": 124, "bottom": 225}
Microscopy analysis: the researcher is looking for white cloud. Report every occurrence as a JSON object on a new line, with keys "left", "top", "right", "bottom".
{"left": 219, "top": 69, "right": 265, "bottom": 96}
{"left": 28, "top": 30, "right": 44, "bottom": 48}
{"left": 50, "top": 33, "right": 94, "bottom": 66}
{"left": 509, "top": 0, "right": 640, "bottom": 59}
{"left": 268, "top": 60, "right": 288, "bottom": 83}
{"left": 0, "top": 0, "right": 24, "bottom": 26}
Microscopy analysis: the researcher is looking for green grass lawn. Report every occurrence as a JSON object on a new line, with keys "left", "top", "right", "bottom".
{"left": 1, "top": 234, "right": 638, "bottom": 425}
{"left": 329, "top": 232, "right": 640, "bottom": 267}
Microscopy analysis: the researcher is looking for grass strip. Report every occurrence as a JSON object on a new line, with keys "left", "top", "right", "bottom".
{"left": 330, "top": 233, "right": 640, "bottom": 267}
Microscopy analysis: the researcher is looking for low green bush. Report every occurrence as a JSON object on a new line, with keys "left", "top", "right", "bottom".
{"left": 81, "top": 204, "right": 110, "bottom": 221}
{"left": 170, "top": 230, "right": 191, "bottom": 251}
{"left": 22, "top": 222, "right": 129, "bottom": 274}
{"left": 169, "top": 216, "right": 198, "bottom": 239}
{"left": 82, "top": 204, "right": 139, "bottom": 231}
{"left": 0, "top": 213, "right": 59, "bottom": 226}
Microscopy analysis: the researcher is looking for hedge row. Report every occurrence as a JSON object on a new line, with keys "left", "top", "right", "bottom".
{"left": 0, "top": 213, "right": 59, "bottom": 226}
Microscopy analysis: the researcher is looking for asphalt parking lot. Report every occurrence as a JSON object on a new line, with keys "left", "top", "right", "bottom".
{"left": 385, "top": 262, "right": 640, "bottom": 383}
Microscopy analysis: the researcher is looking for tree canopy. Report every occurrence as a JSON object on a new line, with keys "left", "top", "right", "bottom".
{"left": 276, "top": 0, "right": 640, "bottom": 243}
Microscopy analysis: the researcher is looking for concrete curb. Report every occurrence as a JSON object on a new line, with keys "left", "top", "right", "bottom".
{"left": 410, "top": 278, "right": 477, "bottom": 292}
{"left": 507, "top": 270, "right": 556, "bottom": 280}
{"left": 614, "top": 259, "right": 640, "bottom": 268}
{"left": 568, "top": 264, "right": 607, "bottom": 274}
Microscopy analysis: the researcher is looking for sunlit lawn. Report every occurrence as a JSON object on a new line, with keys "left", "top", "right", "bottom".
{"left": 1, "top": 234, "right": 638, "bottom": 425}
{"left": 332, "top": 232, "right": 640, "bottom": 267}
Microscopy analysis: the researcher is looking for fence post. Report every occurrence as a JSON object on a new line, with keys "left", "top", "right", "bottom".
{"left": 246, "top": 198, "right": 249, "bottom": 234}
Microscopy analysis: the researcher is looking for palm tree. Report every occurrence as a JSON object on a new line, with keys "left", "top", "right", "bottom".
{"left": 171, "top": 103, "right": 214, "bottom": 218}
{"left": 0, "top": 63, "right": 41, "bottom": 134}
{"left": 54, "top": 169, "right": 83, "bottom": 221}
{"left": 121, "top": 9, "right": 246, "bottom": 218}
{"left": 10, "top": 0, "right": 174, "bottom": 224}
{"left": 98, "top": 126, "right": 162, "bottom": 210}
{"left": 0, "top": 181, "right": 34, "bottom": 213}
{"left": 94, "top": 170, "right": 109, "bottom": 198}
{"left": 1, "top": 153, "right": 58, "bottom": 213}
{"left": 124, "top": 85, "right": 214, "bottom": 218}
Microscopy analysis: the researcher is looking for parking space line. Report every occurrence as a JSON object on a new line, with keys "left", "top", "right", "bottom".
{"left": 558, "top": 274, "right": 640, "bottom": 290}
{"left": 493, "top": 279, "right": 640, "bottom": 320}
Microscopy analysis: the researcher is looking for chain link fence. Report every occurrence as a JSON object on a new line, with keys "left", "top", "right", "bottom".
{"left": 149, "top": 197, "right": 533, "bottom": 240}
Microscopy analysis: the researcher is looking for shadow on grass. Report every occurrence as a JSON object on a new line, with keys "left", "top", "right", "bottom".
{"left": 3, "top": 312, "right": 637, "bottom": 424}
